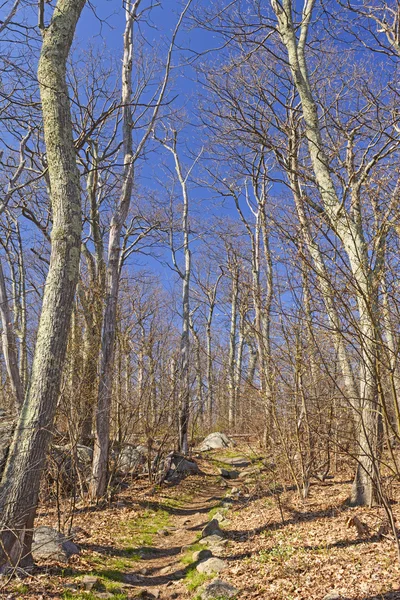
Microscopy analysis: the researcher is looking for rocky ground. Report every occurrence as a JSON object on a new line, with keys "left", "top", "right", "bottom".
{"left": 2, "top": 445, "right": 400, "bottom": 600}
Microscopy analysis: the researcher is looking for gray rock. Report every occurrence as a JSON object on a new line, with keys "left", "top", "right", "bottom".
{"left": 170, "top": 455, "right": 199, "bottom": 474}
{"left": 323, "top": 593, "right": 342, "bottom": 600}
{"left": 119, "top": 444, "right": 146, "bottom": 474}
{"left": 201, "top": 579, "right": 239, "bottom": 599}
{"left": 212, "top": 511, "right": 227, "bottom": 523}
{"left": 222, "top": 456, "right": 251, "bottom": 468}
{"left": 198, "top": 432, "right": 235, "bottom": 452}
{"left": 32, "top": 526, "right": 80, "bottom": 562}
{"left": 199, "top": 535, "right": 228, "bottom": 548}
{"left": 193, "top": 549, "right": 212, "bottom": 562}
{"left": 76, "top": 444, "right": 93, "bottom": 467}
{"left": 81, "top": 575, "right": 99, "bottom": 591}
{"left": 196, "top": 557, "right": 226, "bottom": 574}
{"left": 202, "top": 519, "right": 224, "bottom": 538}
{"left": 161, "top": 452, "right": 200, "bottom": 480}
{"left": 219, "top": 468, "right": 239, "bottom": 479}
{"left": 238, "top": 467, "right": 261, "bottom": 479}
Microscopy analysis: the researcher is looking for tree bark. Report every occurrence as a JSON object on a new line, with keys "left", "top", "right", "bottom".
{"left": 0, "top": 0, "right": 85, "bottom": 568}
{"left": 273, "top": 0, "right": 381, "bottom": 505}
{"left": 0, "top": 259, "right": 24, "bottom": 412}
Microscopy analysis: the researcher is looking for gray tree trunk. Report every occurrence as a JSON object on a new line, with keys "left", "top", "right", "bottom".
{"left": 273, "top": 0, "right": 381, "bottom": 505}
{"left": 0, "top": 0, "right": 85, "bottom": 569}
{"left": 0, "top": 259, "right": 24, "bottom": 412}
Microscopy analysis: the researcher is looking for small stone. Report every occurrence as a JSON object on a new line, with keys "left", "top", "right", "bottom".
{"left": 81, "top": 575, "right": 99, "bottom": 591}
{"left": 219, "top": 468, "right": 239, "bottom": 479}
{"left": 323, "top": 593, "right": 342, "bottom": 600}
{"left": 157, "top": 529, "right": 170, "bottom": 536}
{"left": 131, "top": 591, "right": 156, "bottom": 599}
{"left": 193, "top": 549, "right": 213, "bottom": 562}
{"left": 201, "top": 579, "right": 238, "bottom": 599}
{"left": 63, "top": 583, "right": 78, "bottom": 591}
{"left": 212, "top": 511, "right": 227, "bottom": 522}
{"left": 124, "top": 573, "right": 143, "bottom": 584}
{"left": 202, "top": 519, "right": 224, "bottom": 538}
{"left": 200, "top": 534, "right": 228, "bottom": 546}
{"left": 172, "top": 569, "right": 185, "bottom": 580}
{"left": 196, "top": 557, "right": 227, "bottom": 574}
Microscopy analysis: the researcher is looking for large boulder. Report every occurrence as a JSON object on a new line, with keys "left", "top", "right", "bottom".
{"left": 199, "top": 432, "right": 234, "bottom": 452}
{"left": 48, "top": 444, "right": 93, "bottom": 492}
{"left": 164, "top": 452, "right": 200, "bottom": 480}
{"left": 119, "top": 444, "right": 146, "bottom": 474}
{"left": 32, "top": 526, "right": 80, "bottom": 562}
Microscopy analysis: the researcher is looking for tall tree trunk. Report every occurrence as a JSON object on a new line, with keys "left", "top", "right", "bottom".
{"left": 90, "top": 2, "right": 137, "bottom": 498}
{"left": 0, "top": 0, "right": 85, "bottom": 568}
{"left": 0, "top": 259, "right": 24, "bottom": 412}
{"left": 273, "top": 0, "right": 381, "bottom": 504}
{"left": 228, "top": 260, "right": 239, "bottom": 429}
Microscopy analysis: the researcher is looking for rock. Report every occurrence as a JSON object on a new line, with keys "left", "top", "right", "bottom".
{"left": 197, "top": 557, "right": 226, "bottom": 574}
{"left": 161, "top": 452, "right": 200, "bottom": 481}
{"left": 201, "top": 579, "right": 239, "bottom": 599}
{"left": 323, "top": 593, "right": 342, "bottom": 600}
{"left": 157, "top": 529, "right": 170, "bottom": 536}
{"left": 132, "top": 591, "right": 157, "bottom": 600}
{"left": 238, "top": 466, "right": 261, "bottom": 479}
{"left": 219, "top": 468, "right": 239, "bottom": 479}
{"left": 32, "top": 526, "right": 80, "bottom": 562}
{"left": 81, "top": 575, "right": 99, "bottom": 591}
{"left": 76, "top": 444, "right": 93, "bottom": 469}
{"left": 169, "top": 453, "right": 199, "bottom": 474}
{"left": 212, "top": 511, "right": 227, "bottom": 523}
{"left": 124, "top": 573, "right": 143, "bottom": 584}
{"left": 95, "top": 594, "right": 114, "bottom": 600}
{"left": 221, "top": 456, "right": 251, "bottom": 468}
{"left": 119, "top": 444, "right": 146, "bottom": 474}
{"left": 202, "top": 519, "right": 224, "bottom": 538}
{"left": 199, "top": 535, "right": 228, "bottom": 547}
{"left": 193, "top": 549, "right": 213, "bottom": 562}
{"left": 172, "top": 569, "right": 186, "bottom": 580}
{"left": 198, "top": 432, "right": 235, "bottom": 452}
{"left": 63, "top": 583, "right": 78, "bottom": 591}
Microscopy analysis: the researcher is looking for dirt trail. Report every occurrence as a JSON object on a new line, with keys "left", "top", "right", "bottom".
{"left": 124, "top": 476, "right": 227, "bottom": 598}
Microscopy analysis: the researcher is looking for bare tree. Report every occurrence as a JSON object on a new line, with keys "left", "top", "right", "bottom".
{"left": 0, "top": 0, "right": 85, "bottom": 569}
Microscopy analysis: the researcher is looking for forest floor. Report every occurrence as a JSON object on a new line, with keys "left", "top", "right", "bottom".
{"left": 2, "top": 448, "right": 400, "bottom": 600}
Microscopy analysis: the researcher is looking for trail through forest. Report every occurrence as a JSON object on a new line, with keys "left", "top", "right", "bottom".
{"left": 4, "top": 448, "right": 400, "bottom": 600}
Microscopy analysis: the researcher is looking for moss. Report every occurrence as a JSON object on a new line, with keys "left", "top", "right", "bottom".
{"left": 180, "top": 541, "right": 205, "bottom": 565}
{"left": 185, "top": 567, "right": 213, "bottom": 591}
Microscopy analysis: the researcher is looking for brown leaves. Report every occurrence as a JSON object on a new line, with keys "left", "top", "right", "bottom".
{"left": 346, "top": 515, "right": 371, "bottom": 538}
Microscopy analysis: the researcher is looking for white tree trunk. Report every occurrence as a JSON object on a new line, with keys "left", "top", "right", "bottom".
{"left": 273, "top": 0, "right": 381, "bottom": 504}
{"left": 0, "top": 259, "right": 24, "bottom": 412}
